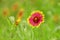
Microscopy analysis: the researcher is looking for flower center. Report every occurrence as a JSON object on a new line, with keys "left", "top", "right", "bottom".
{"left": 33, "top": 17, "right": 40, "bottom": 23}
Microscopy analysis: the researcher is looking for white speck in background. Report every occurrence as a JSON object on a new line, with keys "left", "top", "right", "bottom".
{"left": 57, "top": 2, "right": 60, "bottom": 6}
{"left": 9, "top": 16, "right": 15, "bottom": 24}
{"left": 47, "top": 11, "right": 52, "bottom": 16}
{"left": 47, "top": 11, "right": 53, "bottom": 20}
{"left": 50, "top": 37, "right": 57, "bottom": 40}
{"left": 53, "top": 26, "right": 60, "bottom": 32}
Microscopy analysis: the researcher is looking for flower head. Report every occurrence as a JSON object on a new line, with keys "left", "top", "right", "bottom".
{"left": 27, "top": 10, "right": 44, "bottom": 28}
{"left": 2, "top": 7, "right": 9, "bottom": 17}
{"left": 15, "top": 8, "right": 24, "bottom": 26}
{"left": 12, "top": 2, "right": 18, "bottom": 11}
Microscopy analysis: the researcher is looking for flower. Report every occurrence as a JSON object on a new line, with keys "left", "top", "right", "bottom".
{"left": 15, "top": 8, "right": 24, "bottom": 26}
{"left": 27, "top": 10, "right": 44, "bottom": 28}
{"left": 15, "top": 18, "right": 21, "bottom": 25}
{"left": 12, "top": 2, "right": 18, "bottom": 11}
{"left": 2, "top": 7, "right": 9, "bottom": 17}
{"left": 17, "top": 8, "right": 24, "bottom": 18}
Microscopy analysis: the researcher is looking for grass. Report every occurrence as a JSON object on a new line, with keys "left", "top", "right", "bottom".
{"left": 0, "top": 0, "right": 60, "bottom": 40}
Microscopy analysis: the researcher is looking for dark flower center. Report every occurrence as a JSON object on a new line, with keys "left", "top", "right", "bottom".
{"left": 33, "top": 16, "right": 40, "bottom": 23}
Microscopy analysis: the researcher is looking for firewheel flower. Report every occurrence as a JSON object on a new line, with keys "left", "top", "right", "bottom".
{"left": 15, "top": 8, "right": 24, "bottom": 26}
{"left": 12, "top": 2, "right": 18, "bottom": 11}
{"left": 2, "top": 8, "right": 9, "bottom": 17}
{"left": 27, "top": 10, "right": 44, "bottom": 28}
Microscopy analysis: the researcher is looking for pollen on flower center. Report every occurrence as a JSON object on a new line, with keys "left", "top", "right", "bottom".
{"left": 33, "top": 16, "right": 40, "bottom": 23}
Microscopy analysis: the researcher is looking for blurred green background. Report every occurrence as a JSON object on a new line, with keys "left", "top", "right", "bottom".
{"left": 0, "top": 0, "right": 60, "bottom": 40}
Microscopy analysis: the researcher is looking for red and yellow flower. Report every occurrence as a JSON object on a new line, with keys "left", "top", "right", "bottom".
{"left": 15, "top": 8, "right": 24, "bottom": 26}
{"left": 27, "top": 10, "right": 44, "bottom": 28}
{"left": 12, "top": 2, "right": 18, "bottom": 11}
{"left": 2, "top": 8, "right": 9, "bottom": 17}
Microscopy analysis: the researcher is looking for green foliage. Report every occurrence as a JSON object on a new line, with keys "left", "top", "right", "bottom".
{"left": 0, "top": 0, "right": 60, "bottom": 40}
